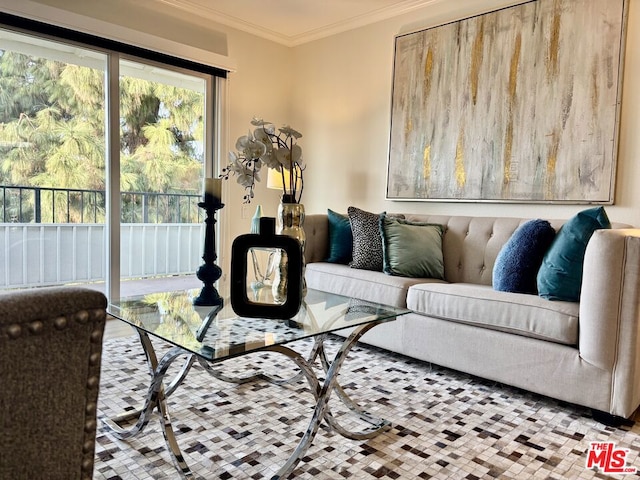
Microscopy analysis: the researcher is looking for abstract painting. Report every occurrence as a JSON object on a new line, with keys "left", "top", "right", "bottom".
{"left": 387, "top": 0, "right": 627, "bottom": 203}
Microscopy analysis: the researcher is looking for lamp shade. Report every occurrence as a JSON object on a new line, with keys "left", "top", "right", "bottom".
{"left": 267, "top": 168, "right": 294, "bottom": 191}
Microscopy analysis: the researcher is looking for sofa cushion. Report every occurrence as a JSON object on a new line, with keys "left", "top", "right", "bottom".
{"left": 407, "top": 283, "right": 579, "bottom": 345}
{"left": 492, "top": 219, "right": 556, "bottom": 294}
{"left": 306, "top": 262, "right": 445, "bottom": 308}
{"left": 537, "top": 206, "right": 611, "bottom": 302}
{"left": 326, "top": 209, "right": 352, "bottom": 264}
{"left": 380, "top": 216, "right": 444, "bottom": 279}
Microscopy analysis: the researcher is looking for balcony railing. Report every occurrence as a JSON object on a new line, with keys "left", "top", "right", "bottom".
{"left": 0, "top": 223, "right": 204, "bottom": 289}
{"left": 0, "top": 185, "right": 207, "bottom": 289}
{"left": 0, "top": 185, "right": 203, "bottom": 224}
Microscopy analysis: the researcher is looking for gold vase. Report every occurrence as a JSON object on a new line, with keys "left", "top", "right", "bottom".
{"left": 272, "top": 201, "right": 306, "bottom": 303}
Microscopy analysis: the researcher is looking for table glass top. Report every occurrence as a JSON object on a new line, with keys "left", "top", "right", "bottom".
{"left": 107, "top": 287, "right": 410, "bottom": 362}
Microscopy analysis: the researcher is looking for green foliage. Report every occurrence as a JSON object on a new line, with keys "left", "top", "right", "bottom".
{"left": 0, "top": 46, "right": 205, "bottom": 222}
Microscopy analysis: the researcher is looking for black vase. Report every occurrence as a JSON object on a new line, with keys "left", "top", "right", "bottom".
{"left": 230, "top": 217, "right": 303, "bottom": 319}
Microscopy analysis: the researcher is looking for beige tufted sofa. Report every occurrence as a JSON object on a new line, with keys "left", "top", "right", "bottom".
{"left": 303, "top": 213, "right": 640, "bottom": 424}
{"left": 0, "top": 286, "right": 107, "bottom": 480}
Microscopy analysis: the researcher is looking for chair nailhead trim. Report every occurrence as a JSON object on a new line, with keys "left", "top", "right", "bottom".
{"left": 28, "top": 320, "right": 43, "bottom": 334}
{"left": 75, "top": 310, "right": 89, "bottom": 324}
{"left": 86, "top": 376, "right": 99, "bottom": 389}
{"left": 89, "top": 352, "right": 101, "bottom": 366}
{"left": 84, "top": 419, "right": 96, "bottom": 433}
{"left": 7, "top": 324, "right": 21, "bottom": 339}
{"left": 90, "top": 328, "right": 102, "bottom": 343}
{"left": 54, "top": 316, "right": 68, "bottom": 329}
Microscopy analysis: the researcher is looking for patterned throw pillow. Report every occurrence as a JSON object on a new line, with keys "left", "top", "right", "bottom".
{"left": 348, "top": 207, "right": 405, "bottom": 271}
{"left": 348, "top": 206, "right": 385, "bottom": 271}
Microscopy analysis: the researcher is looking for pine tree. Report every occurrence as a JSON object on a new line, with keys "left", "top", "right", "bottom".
{"left": 0, "top": 46, "right": 204, "bottom": 223}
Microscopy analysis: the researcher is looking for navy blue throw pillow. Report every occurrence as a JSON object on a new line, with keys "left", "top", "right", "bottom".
{"left": 493, "top": 219, "right": 556, "bottom": 295}
{"left": 325, "top": 209, "right": 352, "bottom": 264}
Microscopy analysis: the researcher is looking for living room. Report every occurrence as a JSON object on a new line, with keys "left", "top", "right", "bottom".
{"left": 1, "top": 0, "right": 640, "bottom": 479}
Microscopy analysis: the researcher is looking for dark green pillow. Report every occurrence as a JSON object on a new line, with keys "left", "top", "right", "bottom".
{"left": 537, "top": 206, "right": 611, "bottom": 302}
{"left": 380, "top": 216, "right": 444, "bottom": 279}
{"left": 326, "top": 209, "right": 352, "bottom": 264}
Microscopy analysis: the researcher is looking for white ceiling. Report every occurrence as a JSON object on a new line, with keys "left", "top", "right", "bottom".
{"left": 154, "top": 0, "right": 438, "bottom": 46}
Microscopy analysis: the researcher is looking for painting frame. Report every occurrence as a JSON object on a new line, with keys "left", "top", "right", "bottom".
{"left": 386, "top": 0, "right": 628, "bottom": 204}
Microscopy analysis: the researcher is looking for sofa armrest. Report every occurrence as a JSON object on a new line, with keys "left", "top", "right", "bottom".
{"left": 303, "top": 214, "right": 329, "bottom": 263}
{"left": 579, "top": 229, "right": 640, "bottom": 415}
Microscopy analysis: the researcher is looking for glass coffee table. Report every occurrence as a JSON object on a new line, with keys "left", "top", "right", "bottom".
{"left": 104, "top": 287, "right": 410, "bottom": 479}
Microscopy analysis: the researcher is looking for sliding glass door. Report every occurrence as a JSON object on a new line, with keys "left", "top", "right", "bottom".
{"left": 0, "top": 26, "right": 218, "bottom": 299}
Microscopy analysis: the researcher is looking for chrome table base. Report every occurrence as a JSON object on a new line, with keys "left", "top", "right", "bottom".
{"left": 103, "top": 322, "right": 392, "bottom": 479}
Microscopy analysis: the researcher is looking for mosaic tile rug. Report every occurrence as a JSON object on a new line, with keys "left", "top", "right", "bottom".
{"left": 95, "top": 335, "right": 640, "bottom": 479}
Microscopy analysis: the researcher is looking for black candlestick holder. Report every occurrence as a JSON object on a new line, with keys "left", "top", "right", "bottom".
{"left": 193, "top": 197, "right": 224, "bottom": 306}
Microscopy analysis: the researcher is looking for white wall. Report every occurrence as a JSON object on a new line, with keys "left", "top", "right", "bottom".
{"left": 292, "top": 0, "right": 640, "bottom": 226}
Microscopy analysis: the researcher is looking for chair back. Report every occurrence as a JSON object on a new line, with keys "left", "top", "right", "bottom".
{"left": 0, "top": 286, "right": 107, "bottom": 480}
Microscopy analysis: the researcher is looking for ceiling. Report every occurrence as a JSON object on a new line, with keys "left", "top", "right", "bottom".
{"left": 154, "top": 0, "right": 438, "bottom": 46}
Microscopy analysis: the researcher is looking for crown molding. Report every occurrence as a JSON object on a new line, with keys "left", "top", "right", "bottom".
{"left": 156, "top": 0, "right": 292, "bottom": 45}
{"left": 155, "top": 0, "right": 439, "bottom": 47}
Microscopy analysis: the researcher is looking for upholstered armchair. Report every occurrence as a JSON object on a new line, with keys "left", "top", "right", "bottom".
{"left": 0, "top": 286, "right": 107, "bottom": 480}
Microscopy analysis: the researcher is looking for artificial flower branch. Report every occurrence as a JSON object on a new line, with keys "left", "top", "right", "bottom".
{"left": 220, "top": 118, "right": 304, "bottom": 203}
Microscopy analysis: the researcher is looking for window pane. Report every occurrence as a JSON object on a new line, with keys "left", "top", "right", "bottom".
{"left": 118, "top": 58, "right": 206, "bottom": 297}
{"left": 0, "top": 28, "right": 107, "bottom": 290}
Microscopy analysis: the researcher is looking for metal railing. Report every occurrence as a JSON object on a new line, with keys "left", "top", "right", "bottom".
{"left": 0, "top": 185, "right": 203, "bottom": 224}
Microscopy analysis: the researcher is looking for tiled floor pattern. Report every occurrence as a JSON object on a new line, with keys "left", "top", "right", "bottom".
{"left": 95, "top": 335, "right": 640, "bottom": 479}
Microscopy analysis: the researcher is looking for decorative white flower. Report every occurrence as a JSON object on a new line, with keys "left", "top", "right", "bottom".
{"left": 279, "top": 125, "right": 302, "bottom": 139}
{"left": 221, "top": 118, "right": 305, "bottom": 203}
{"left": 253, "top": 128, "right": 279, "bottom": 169}
{"left": 229, "top": 157, "right": 261, "bottom": 187}
{"left": 236, "top": 133, "right": 267, "bottom": 160}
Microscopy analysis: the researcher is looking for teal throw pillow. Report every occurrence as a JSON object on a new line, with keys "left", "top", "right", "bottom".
{"left": 493, "top": 219, "right": 556, "bottom": 294}
{"left": 326, "top": 209, "right": 352, "bottom": 264}
{"left": 380, "top": 216, "right": 444, "bottom": 279}
{"left": 537, "top": 206, "right": 611, "bottom": 302}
